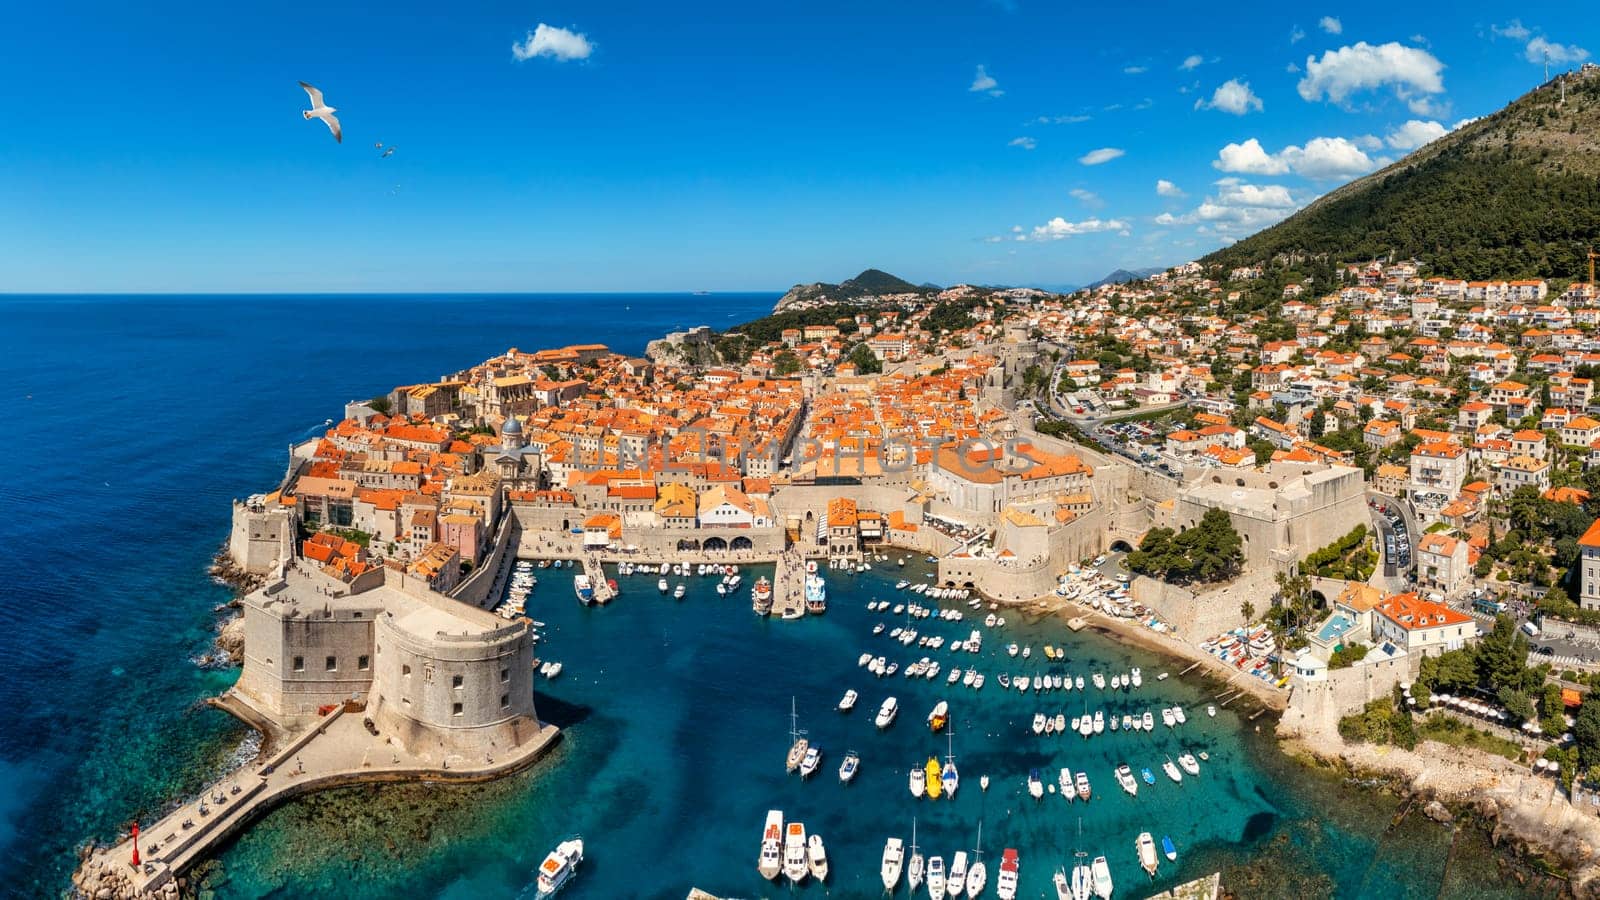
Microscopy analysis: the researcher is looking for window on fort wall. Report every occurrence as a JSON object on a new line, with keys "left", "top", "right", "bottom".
{"left": 293, "top": 656, "right": 304, "bottom": 672}
{"left": 501, "top": 693, "right": 510, "bottom": 710}
{"left": 358, "top": 655, "right": 370, "bottom": 671}
{"left": 325, "top": 656, "right": 337, "bottom": 671}
{"left": 452, "top": 675, "right": 464, "bottom": 690}
{"left": 500, "top": 667, "right": 509, "bottom": 683}
{"left": 452, "top": 702, "right": 463, "bottom": 717}
{"left": 403, "top": 664, "right": 411, "bottom": 677}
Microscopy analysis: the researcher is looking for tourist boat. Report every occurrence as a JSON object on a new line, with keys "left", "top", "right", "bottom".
{"left": 1116, "top": 764, "right": 1138, "bottom": 796}
{"left": 758, "top": 810, "right": 783, "bottom": 880}
{"left": 927, "top": 856, "right": 947, "bottom": 899}
{"left": 1173, "top": 706, "right": 1188, "bottom": 725}
{"left": 1137, "top": 832, "right": 1159, "bottom": 877}
{"left": 1091, "top": 855, "right": 1113, "bottom": 900}
{"left": 1075, "top": 771, "right": 1092, "bottom": 800}
{"left": 1163, "top": 758, "right": 1183, "bottom": 784}
{"left": 534, "top": 837, "right": 584, "bottom": 897}
{"left": 800, "top": 745, "right": 822, "bottom": 778}
{"left": 882, "top": 836, "right": 905, "bottom": 892}
{"left": 838, "top": 689, "right": 857, "bottom": 712}
{"left": 877, "top": 696, "right": 899, "bottom": 729}
{"left": 1161, "top": 835, "right": 1177, "bottom": 862}
{"left": 996, "top": 848, "right": 1019, "bottom": 900}
{"left": 1207, "top": 704, "right": 1217, "bottom": 717}
{"left": 808, "top": 833, "right": 829, "bottom": 881}
{"left": 753, "top": 579, "right": 774, "bottom": 615}
{"left": 1032, "top": 713, "right": 1047, "bottom": 735}
{"left": 1028, "top": 769, "right": 1044, "bottom": 800}
{"left": 1142, "top": 711, "right": 1155, "bottom": 731}
{"left": 910, "top": 764, "right": 926, "bottom": 798}
{"left": 926, "top": 757, "right": 944, "bottom": 799}
{"left": 840, "top": 751, "right": 860, "bottom": 783}
{"left": 909, "top": 819, "right": 925, "bottom": 891}
{"left": 1130, "top": 667, "right": 1142, "bottom": 688}
{"left": 673, "top": 583, "right": 686, "bottom": 600}
{"left": 948, "top": 851, "right": 968, "bottom": 899}
{"left": 573, "top": 574, "right": 594, "bottom": 606}
{"left": 1178, "top": 753, "right": 1200, "bottom": 777}
{"left": 784, "top": 822, "right": 809, "bottom": 883}
{"left": 657, "top": 577, "right": 669, "bottom": 594}
{"left": 804, "top": 574, "right": 828, "bottom": 614}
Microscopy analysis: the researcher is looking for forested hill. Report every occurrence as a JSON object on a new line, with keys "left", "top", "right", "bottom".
{"left": 1203, "top": 70, "right": 1600, "bottom": 280}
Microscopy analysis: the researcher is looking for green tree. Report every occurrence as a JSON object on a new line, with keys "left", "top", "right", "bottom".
{"left": 773, "top": 351, "right": 801, "bottom": 377}
{"left": 845, "top": 343, "right": 883, "bottom": 374}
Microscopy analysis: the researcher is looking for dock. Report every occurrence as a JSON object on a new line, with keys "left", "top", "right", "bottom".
{"left": 72, "top": 703, "right": 559, "bottom": 899}
{"left": 1146, "top": 872, "right": 1222, "bottom": 900}
{"left": 772, "top": 551, "right": 808, "bottom": 619}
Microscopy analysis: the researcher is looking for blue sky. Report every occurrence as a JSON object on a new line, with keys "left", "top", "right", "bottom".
{"left": 0, "top": 1, "right": 1593, "bottom": 292}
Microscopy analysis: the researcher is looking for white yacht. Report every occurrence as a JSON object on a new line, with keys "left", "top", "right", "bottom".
{"left": 948, "top": 851, "right": 968, "bottom": 899}
{"left": 882, "top": 837, "right": 905, "bottom": 892}
{"left": 927, "top": 856, "right": 946, "bottom": 899}
{"left": 1163, "top": 758, "right": 1183, "bottom": 783}
{"left": 909, "top": 820, "right": 925, "bottom": 892}
{"left": 1178, "top": 753, "right": 1200, "bottom": 777}
{"left": 1091, "top": 855, "right": 1113, "bottom": 899}
{"left": 800, "top": 745, "right": 822, "bottom": 779}
{"left": 1137, "top": 831, "right": 1159, "bottom": 876}
{"left": 758, "top": 810, "right": 783, "bottom": 880}
{"left": 1115, "top": 764, "right": 1138, "bottom": 796}
{"left": 1130, "top": 667, "right": 1143, "bottom": 688}
{"left": 808, "top": 833, "right": 829, "bottom": 882}
{"left": 839, "top": 751, "right": 860, "bottom": 783}
{"left": 876, "top": 696, "right": 900, "bottom": 729}
{"left": 1173, "top": 705, "right": 1188, "bottom": 725}
{"left": 534, "top": 838, "right": 584, "bottom": 897}
{"left": 657, "top": 577, "right": 669, "bottom": 594}
{"left": 838, "top": 689, "right": 858, "bottom": 712}
{"left": 783, "top": 822, "right": 809, "bottom": 883}
{"left": 1092, "top": 672, "right": 1106, "bottom": 690}
{"left": 910, "top": 765, "right": 926, "bottom": 798}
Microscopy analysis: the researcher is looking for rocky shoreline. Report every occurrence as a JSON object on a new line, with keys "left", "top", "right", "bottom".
{"left": 1281, "top": 725, "right": 1600, "bottom": 897}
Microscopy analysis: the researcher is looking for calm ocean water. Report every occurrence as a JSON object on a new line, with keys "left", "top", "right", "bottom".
{"left": 0, "top": 295, "right": 1560, "bottom": 899}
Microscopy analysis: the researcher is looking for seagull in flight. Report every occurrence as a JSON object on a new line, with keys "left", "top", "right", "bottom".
{"left": 298, "top": 81, "right": 341, "bottom": 143}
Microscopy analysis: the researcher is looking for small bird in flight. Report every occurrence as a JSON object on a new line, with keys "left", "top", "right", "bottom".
{"left": 298, "top": 81, "right": 341, "bottom": 143}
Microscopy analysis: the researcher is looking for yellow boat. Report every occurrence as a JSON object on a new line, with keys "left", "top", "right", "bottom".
{"left": 925, "top": 757, "right": 943, "bottom": 799}
{"left": 1044, "top": 645, "right": 1056, "bottom": 660}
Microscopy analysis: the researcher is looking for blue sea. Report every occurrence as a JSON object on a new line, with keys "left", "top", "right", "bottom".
{"left": 0, "top": 295, "right": 1563, "bottom": 899}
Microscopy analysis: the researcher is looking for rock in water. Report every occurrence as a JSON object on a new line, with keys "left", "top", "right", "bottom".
{"left": 1424, "top": 800, "right": 1454, "bottom": 824}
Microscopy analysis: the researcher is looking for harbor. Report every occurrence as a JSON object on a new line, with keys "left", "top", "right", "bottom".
{"left": 170, "top": 555, "right": 1550, "bottom": 898}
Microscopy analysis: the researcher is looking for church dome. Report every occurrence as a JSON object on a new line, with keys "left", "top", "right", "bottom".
{"left": 501, "top": 415, "right": 523, "bottom": 435}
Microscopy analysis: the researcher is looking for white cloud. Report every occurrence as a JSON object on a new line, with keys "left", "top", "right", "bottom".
{"left": 1032, "top": 114, "right": 1091, "bottom": 125}
{"left": 1213, "top": 135, "right": 1386, "bottom": 180}
{"left": 1078, "top": 147, "right": 1125, "bottom": 166}
{"left": 1124, "top": 65, "right": 1149, "bottom": 74}
{"left": 1018, "top": 217, "right": 1130, "bottom": 241}
{"left": 1527, "top": 35, "right": 1589, "bottom": 64}
{"left": 1069, "top": 188, "right": 1103, "bottom": 208}
{"left": 1195, "top": 79, "right": 1263, "bottom": 115}
{"left": 511, "top": 23, "right": 593, "bottom": 62}
{"left": 1180, "top": 54, "right": 1204, "bottom": 71}
{"left": 1156, "top": 179, "right": 1304, "bottom": 235}
{"left": 1297, "top": 41, "right": 1446, "bottom": 110}
{"left": 1156, "top": 179, "right": 1186, "bottom": 198}
{"left": 970, "top": 65, "right": 1003, "bottom": 96}
{"left": 1493, "top": 20, "right": 1531, "bottom": 41}
{"left": 1008, "top": 136, "right": 1037, "bottom": 150}
{"left": 1290, "top": 26, "right": 1306, "bottom": 44}
{"left": 1451, "top": 116, "right": 1479, "bottom": 131}
{"left": 1319, "top": 16, "right": 1343, "bottom": 35}
{"left": 1384, "top": 119, "right": 1448, "bottom": 150}
{"left": 1285, "top": 62, "right": 1301, "bottom": 73}
{"left": 1354, "top": 134, "right": 1385, "bottom": 151}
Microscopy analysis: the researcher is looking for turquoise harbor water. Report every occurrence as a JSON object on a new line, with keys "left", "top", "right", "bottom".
{"left": 0, "top": 294, "right": 1567, "bottom": 899}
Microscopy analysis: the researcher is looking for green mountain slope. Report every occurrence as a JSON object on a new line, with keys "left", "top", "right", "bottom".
{"left": 1203, "top": 71, "right": 1600, "bottom": 280}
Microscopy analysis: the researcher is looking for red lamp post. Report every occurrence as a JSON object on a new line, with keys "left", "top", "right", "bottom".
{"left": 130, "top": 823, "right": 140, "bottom": 868}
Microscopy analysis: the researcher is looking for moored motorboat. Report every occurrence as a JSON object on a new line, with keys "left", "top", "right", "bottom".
{"left": 1143, "top": 710, "right": 1155, "bottom": 730}
{"left": 1054, "top": 713, "right": 1067, "bottom": 733}
{"left": 1161, "top": 835, "right": 1177, "bottom": 862}
{"left": 758, "top": 810, "right": 783, "bottom": 880}
{"left": 928, "top": 700, "right": 950, "bottom": 732}
{"left": 1091, "top": 855, "right": 1113, "bottom": 899}
{"left": 1137, "top": 831, "right": 1159, "bottom": 876}
{"left": 910, "top": 764, "right": 926, "bottom": 798}
{"left": 1032, "top": 713, "right": 1047, "bottom": 735}
{"left": 839, "top": 751, "right": 860, "bottom": 783}
{"left": 784, "top": 822, "right": 808, "bottom": 883}
{"left": 808, "top": 833, "right": 829, "bottom": 882}
{"left": 948, "top": 851, "right": 968, "bottom": 899}
{"left": 1028, "top": 768, "right": 1044, "bottom": 800}
{"left": 1163, "top": 757, "right": 1183, "bottom": 783}
{"left": 800, "top": 745, "right": 822, "bottom": 778}
{"left": 877, "top": 696, "right": 899, "bottom": 729}
{"left": 927, "top": 856, "right": 946, "bottom": 899}
{"left": 573, "top": 574, "right": 594, "bottom": 606}
{"left": 1177, "top": 753, "right": 1200, "bottom": 777}
{"left": 657, "top": 577, "right": 669, "bottom": 594}
{"left": 882, "top": 836, "right": 905, "bottom": 892}
{"left": 909, "top": 820, "right": 925, "bottom": 891}
{"left": 1059, "top": 767, "right": 1073, "bottom": 800}
{"left": 1207, "top": 704, "right": 1217, "bottom": 717}
{"left": 1072, "top": 853, "right": 1094, "bottom": 900}
{"left": 1116, "top": 764, "right": 1138, "bottom": 796}
{"left": 926, "top": 757, "right": 943, "bottom": 800}
{"left": 838, "top": 689, "right": 858, "bottom": 712}
{"left": 1075, "top": 771, "right": 1091, "bottom": 800}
